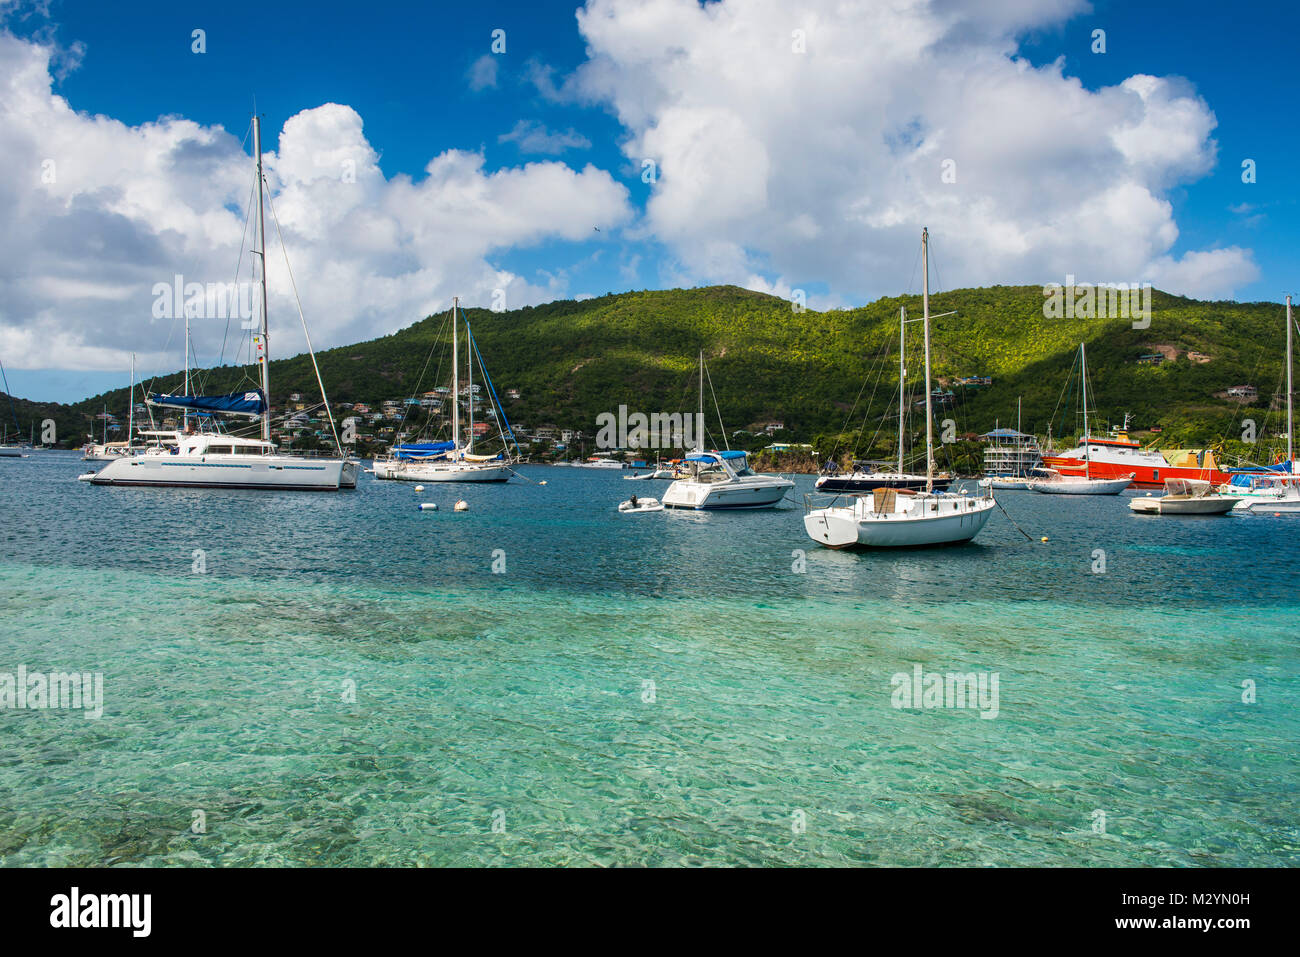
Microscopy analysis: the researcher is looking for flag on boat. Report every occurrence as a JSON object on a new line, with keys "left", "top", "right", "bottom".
{"left": 146, "top": 390, "right": 267, "bottom": 416}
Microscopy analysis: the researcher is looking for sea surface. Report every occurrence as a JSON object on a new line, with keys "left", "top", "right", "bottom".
{"left": 0, "top": 451, "right": 1296, "bottom": 866}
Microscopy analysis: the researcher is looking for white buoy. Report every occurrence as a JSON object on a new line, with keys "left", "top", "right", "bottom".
{"left": 414, "top": 485, "right": 425, "bottom": 492}
{"left": 417, "top": 502, "right": 438, "bottom": 511}
{"left": 539, "top": 480, "right": 548, "bottom": 486}
{"left": 454, "top": 500, "right": 469, "bottom": 512}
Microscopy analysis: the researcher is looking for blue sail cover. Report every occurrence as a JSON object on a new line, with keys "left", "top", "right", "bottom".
{"left": 147, "top": 390, "right": 266, "bottom": 416}
{"left": 1228, "top": 460, "right": 1295, "bottom": 487}
{"left": 392, "top": 441, "right": 456, "bottom": 460}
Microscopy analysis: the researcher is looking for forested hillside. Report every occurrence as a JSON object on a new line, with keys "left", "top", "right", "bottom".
{"left": 12, "top": 284, "right": 1293, "bottom": 464}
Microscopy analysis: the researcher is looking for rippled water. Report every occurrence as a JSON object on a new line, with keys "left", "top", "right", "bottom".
{"left": 0, "top": 451, "right": 1296, "bottom": 865}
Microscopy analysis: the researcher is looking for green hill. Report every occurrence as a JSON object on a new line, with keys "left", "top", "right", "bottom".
{"left": 11, "top": 284, "right": 1295, "bottom": 466}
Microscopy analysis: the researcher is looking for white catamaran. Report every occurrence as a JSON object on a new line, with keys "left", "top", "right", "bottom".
{"left": 372, "top": 297, "right": 512, "bottom": 483}
{"left": 803, "top": 228, "right": 996, "bottom": 548}
{"left": 83, "top": 115, "right": 357, "bottom": 491}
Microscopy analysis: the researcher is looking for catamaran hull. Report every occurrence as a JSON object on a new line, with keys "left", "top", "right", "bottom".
{"left": 804, "top": 499, "right": 995, "bottom": 548}
{"left": 86, "top": 455, "right": 358, "bottom": 490}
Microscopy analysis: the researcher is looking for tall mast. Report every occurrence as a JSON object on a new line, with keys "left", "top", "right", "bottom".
{"left": 922, "top": 227, "right": 934, "bottom": 492}
{"left": 467, "top": 312, "right": 474, "bottom": 455}
{"left": 1080, "top": 342, "right": 1091, "bottom": 479}
{"left": 1287, "top": 295, "right": 1294, "bottom": 469}
{"left": 102, "top": 405, "right": 107, "bottom": 445}
{"left": 697, "top": 349, "right": 704, "bottom": 453}
{"left": 451, "top": 298, "right": 460, "bottom": 456}
{"left": 898, "top": 306, "right": 906, "bottom": 474}
{"left": 128, "top": 353, "right": 135, "bottom": 446}
{"left": 183, "top": 310, "right": 190, "bottom": 433}
{"left": 253, "top": 115, "right": 272, "bottom": 443}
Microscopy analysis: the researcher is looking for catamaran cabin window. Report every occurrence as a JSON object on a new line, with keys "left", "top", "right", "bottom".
{"left": 206, "top": 445, "right": 233, "bottom": 455}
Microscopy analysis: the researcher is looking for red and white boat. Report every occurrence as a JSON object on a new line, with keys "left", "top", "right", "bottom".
{"left": 1042, "top": 425, "right": 1228, "bottom": 489}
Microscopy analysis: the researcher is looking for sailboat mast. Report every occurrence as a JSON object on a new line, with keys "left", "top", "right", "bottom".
{"left": 1288, "top": 295, "right": 1294, "bottom": 470}
{"left": 898, "top": 306, "right": 906, "bottom": 474}
{"left": 922, "top": 228, "right": 934, "bottom": 493}
{"left": 253, "top": 115, "right": 272, "bottom": 443}
{"left": 698, "top": 350, "right": 704, "bottom": 453}
{"left": 183, "top": 311, "right": 190, "bottom": 433}
{"left": 1080, "top": 342, "right": 1091, "bottom": 479}
{"left": 467, "top": 313, "right": 474, "bottom": 455}
{"left": 128, "top": 353, "right": 134, "bottom": 446}
{"left": 451, "top": 298, "right": 460, "bottom": 457}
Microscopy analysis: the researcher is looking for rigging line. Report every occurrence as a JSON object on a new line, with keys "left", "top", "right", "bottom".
{"left": 397, "top": 309, "right": 452, "bottom": 443}
{"left": 702, "top": 356, "right": 727, "bottom": 450}
{"left": 467, "top": 318, "right": 520, "bottom": 457}
{"left": 264, "top": 184, "right": 343, "bottom": 456}
{"left": 217, "top": 176, "right": 258, "bottom": 369}
{"left": 993, "top": 495, "right": 1034, "bottom": 542}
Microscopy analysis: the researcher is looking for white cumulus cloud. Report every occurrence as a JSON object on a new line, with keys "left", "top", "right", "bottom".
{"left": 0, "top": 32, "right": 631, "bottom": 376}
{"left": 569, "top": 0, "right": 1256, "bottom": 302}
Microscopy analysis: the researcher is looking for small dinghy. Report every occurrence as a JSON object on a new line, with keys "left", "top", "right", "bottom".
{"left": 618, "top": 496, "right": 664, "bottom": 513}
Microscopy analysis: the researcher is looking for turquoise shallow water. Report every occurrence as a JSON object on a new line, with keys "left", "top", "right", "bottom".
{"left": 0, "top": 451, "right": 1296, "bottom": 865}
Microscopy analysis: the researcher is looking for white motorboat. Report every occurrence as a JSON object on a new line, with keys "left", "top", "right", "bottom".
{"left": 662, "top": 449, "right": 794, "bottom": 509}
{"left": 803, "top": 228, "right": 995, "bottom": 548}
{"left": 1229, "top": 475, "right": 1300, "bottom": 512}
{"left": 1129, "top": 479, "right": 1240, "bottom": 515}
{"left": 573, "top": 455, "right": 626, "bottom": 469}
{"left": 85, "top": 116, "right": 355, "bottom": 491}
{"left": 661, "top": 353, "right": 793, "bottom": 510}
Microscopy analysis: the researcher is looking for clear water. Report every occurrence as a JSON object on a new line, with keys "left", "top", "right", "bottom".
{"left": 0, "top": 452, "right": 1295, "bottom": 866}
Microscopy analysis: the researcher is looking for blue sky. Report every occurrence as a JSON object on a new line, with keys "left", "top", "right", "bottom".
{"left": 1, "top": 0, "right": 1297, "bottom": 401}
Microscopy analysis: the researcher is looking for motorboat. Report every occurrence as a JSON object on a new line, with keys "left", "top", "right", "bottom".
{"left": 1129, "top": 479, "right": 1240, "bottom": 515}
{"left": 662, "top": 449, "right": 793, "bottom": 510}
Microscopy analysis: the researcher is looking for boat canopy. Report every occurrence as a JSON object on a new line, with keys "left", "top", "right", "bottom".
{"left": 1227, "top": 460, "right": 1295, "bottom": 487}
{"left": 392, "top": 441, "right": 455, "bottom": 460}
{"left": 147, "top": 390, "right": 266, "bottom": 416}
{"left": 686, "top": 450, "right": 748, "bottom": 463}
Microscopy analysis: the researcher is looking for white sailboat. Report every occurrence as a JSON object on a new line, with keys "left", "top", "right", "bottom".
{"left": 83, "top": 115, "right": 357, "bottom": 491}
{"left": 373, "top": 297, "right": 511, "bottom": 483}
{"left": 1027, "top": 343, "right": 1132, "bottom": 495}
{"left": 803, "top": 228, "right": 996, "bottom": 548}
{"left": 1226, "top": 294, "right": 1300, "bottom": 512}
{"left": 661, "top": 352, "right": 794, "bottom": 509}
